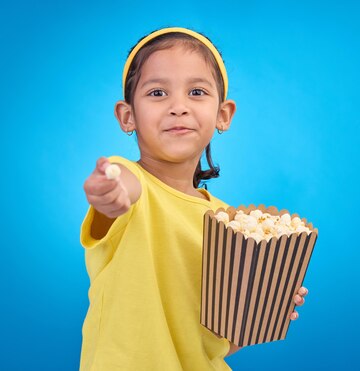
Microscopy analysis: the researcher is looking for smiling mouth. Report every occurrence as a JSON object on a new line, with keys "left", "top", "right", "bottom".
{"left": 165, "top": 127, "right": 195, "bottom": 134}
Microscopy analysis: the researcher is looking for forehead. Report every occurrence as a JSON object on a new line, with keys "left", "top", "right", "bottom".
{"left": 139, "top": 44, "right": 215, "bottom": 80}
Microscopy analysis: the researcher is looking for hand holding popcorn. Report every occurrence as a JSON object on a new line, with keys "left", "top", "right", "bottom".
{"left": 83, "top": 157, "right": 131, "bottom": 219}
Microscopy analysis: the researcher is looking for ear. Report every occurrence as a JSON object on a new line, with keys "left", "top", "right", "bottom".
{"left": 216, "top": 99, "right": 236, "bottom": 132}
{"left": 114, "top": 100, "right": 136, "bottom": 134}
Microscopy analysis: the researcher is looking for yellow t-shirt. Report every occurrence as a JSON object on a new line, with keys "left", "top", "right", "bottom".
{"left": 80, "top": 156, "right": 231, "bottom": 371}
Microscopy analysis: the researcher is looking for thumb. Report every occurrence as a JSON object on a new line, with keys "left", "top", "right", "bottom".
{"left": 94, "top": 157, "right": 110, "bottom": 175}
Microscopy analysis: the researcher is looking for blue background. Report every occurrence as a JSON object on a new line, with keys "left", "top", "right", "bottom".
{"left": 1, "top": 1, "right": 359, "bottom": 370}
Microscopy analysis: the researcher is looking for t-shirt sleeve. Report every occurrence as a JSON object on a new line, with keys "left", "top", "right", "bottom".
{"left": 80, "top": 204, "right": 135, "bottom": 281}
{"left": 80, "top": 205, "right": 132, "bottom": 249}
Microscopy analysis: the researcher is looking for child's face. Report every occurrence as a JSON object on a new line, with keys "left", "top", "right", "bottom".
{"left": 129, "top": 44, "right": 224, "bottom": 164}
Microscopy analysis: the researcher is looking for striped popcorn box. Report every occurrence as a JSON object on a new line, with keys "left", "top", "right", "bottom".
{"left": 200, "top": 205, "right": 318, "bottom": 347}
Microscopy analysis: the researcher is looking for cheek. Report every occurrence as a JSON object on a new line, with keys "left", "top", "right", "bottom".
{"left": 203, "top": 107, "right": 220, "bottom": 126}
{"left": 205, "top": 101, "right": 221, "bottom": 118}
{"left": 132, "top": 104, "right": 149, "bottom": 126}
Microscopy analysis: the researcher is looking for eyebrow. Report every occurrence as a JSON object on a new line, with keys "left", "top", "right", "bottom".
{"left": 140, "top": 77, "right": 215, "bottom": 89}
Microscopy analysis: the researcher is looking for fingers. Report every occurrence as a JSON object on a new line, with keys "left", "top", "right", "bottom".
{"left": 84, "top": 175, "right": 118, "bottom": 197}
{"left": 87, "top": 179, "right": 128, "bottom": 207}
{"left": 94, "top": 157, "right": 110, "bottom": 175}
{"left": 97, "top": 184, "right": 131, "bottom": 218}
{"left": 83, "top": 158, "right": 131, "bottom": 218}
{"left": 293, "top": 286, "right": 308, "bottom": 306}
{"left": 84, "top": 159, "right": 121, "bottom": 197}
{"left": 86, "top": 182, "right": 131, "bottom": 218}
{"left": 290, "top": 311, "right": 299, "bottom": 321}
{"left": 298, "top": 286, "right": 308, "bottom": 297}
{"left": 294, "top": 294, "right": 305, "bottom": 306}
{"left": 290, "top": 286, "right": 309, "bottom": 321}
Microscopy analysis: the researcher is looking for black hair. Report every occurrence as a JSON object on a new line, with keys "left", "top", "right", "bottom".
{"left": 194, "top": 144, "right": 220, "bottom": 189}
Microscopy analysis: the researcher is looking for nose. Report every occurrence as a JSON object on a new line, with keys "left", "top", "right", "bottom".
{"left": 169, "top": 95, "right": 189, "bottom": 116}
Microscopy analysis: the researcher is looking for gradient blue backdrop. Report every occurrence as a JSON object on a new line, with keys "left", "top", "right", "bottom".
{"left": 1, "top": 1, "right": 359, "bottom": 370}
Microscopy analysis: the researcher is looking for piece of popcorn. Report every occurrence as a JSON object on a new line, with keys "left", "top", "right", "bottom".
{"left": 250, "top": 209, "right": 263, "bottom": 219}
{"left": 274, "top": 224, "right": 290, "bottom": 237}
{"left": 242, "top": 215, "right": 258, "bottom": 232}
{"left": 215, "top": 211, "right": 230, "bottom": 224}
{"left": 261, "top": 218, "right": 275, "bottom": 233}
{"left": 296, "top": 225, "right": 311, "bottom": 235}
{"left": 269, "top": 216, "right": 279, "bottom": 226}
{"left": 105, "top": 164, "right": 121, "bottom": 179}
{"left": 291, "top": 217, "right": 303, "bottom": 228}
{"left": 255, "top": 225, "right": 265, "bottom": 236}
{"left": 234, "top": 212, "right": 247, "bottom": 223}
{"left": 272, "top": 215, "right": 281, "bottom": 222}
{"left": 227, "top": 220, "right": 242, "bottom": 232}
{"left": 280, "top": 213, "right": 291, "bottom": 225}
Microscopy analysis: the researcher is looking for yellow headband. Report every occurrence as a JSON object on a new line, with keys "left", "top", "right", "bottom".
{"left": 122, "top": 27, "right": 228, "bottom": 100}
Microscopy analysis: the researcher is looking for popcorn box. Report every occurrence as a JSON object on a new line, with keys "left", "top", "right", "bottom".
{"left": 200, "top": 205, "right": 318, "bottom": 347}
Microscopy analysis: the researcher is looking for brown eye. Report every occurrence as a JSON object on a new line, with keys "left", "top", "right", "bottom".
{"left": 189, "top": 88, "right": 206, "bottom": 96}
{"left": 149, "top": 89, "right": 166, "bottom": 97}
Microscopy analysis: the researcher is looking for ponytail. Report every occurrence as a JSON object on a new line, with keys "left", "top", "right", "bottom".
{"left": 193, "top": 143, "right": 220, "bottom": 189}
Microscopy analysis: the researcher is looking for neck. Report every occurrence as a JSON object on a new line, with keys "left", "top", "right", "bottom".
{"left": 137, "top": 156, "right": 207, "bottom": 199}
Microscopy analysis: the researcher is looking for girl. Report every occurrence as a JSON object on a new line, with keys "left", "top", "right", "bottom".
{"left": 81, "top": 27, "right": 307, "bottom": 370}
